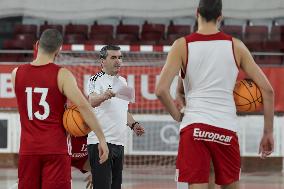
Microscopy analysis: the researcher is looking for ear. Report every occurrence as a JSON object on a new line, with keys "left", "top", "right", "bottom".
{"left": 53, "top": 46, "right": 61, "bottom": 61}
{"left": 54, "top": 47, "right": 61, "bottom": 57}
{"left": 217, "top": 14, "right": 223, "bottom": 23}
{"left": 196, "top": 8, "right": 199, "bottom": 18}
{"left": 100, "top": 59, "right": 105, "bottom": 67}
{"left": 33, "top": 40, "right": 39, "bottom": 60}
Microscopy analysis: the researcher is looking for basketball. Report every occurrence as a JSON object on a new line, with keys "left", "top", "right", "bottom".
{"left": 63, "top": 105, "right": 91, "bottom": 136}
{"left": 233, "top": 79, "right": 263, "bottom": 112}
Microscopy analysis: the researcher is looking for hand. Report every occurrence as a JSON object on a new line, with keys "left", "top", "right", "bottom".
{"left": 133, "top": 123, "right": 145, "bottom": 136}
{"left": 98, "top": 142, "right": 109, "bottom": 164}
{"left": 84, "top": 174, "right": 93, "bottom": 189}
{"left": 173, "top": 111, "right": 184, "bottom": 122}
{"left": 259, "top": 132, "right": 274, "bottom": 159}
{"left": 103, "top": 90, "right": 115, "bottom": 101}
{"left": 175, "top": 94, "right": 185, "bottom": 113}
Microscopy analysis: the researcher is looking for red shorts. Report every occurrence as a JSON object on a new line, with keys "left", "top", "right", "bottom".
{"left": 18, "top": 154, "right": 71, "bottom": 189}
{"left": 71, "top": 136, "right": 88, "bottom": 173}
{"left": 71, "top": 156, "right": 88, "bottom": 173}
{"left": 176, "top": 123, "right": 241, "bottom": 185}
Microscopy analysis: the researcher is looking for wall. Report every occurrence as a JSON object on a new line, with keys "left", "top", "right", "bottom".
{"left": 0, "top": 0, "right": 283, "bottom": 20}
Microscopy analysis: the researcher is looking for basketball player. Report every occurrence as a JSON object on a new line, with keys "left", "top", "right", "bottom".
{"left": 175, "top": 77, "right": 215, "bottom": 189}
{"left": 87, "top": 45, "right": 145, "bottom": 189}
{"left": 155, "top": 0, "right": 274, "bottom": 189}
{"left": 70, "top": 135, "right": 93, "bottom": 189}
{"left": 11, "top": 29, "right": 109, "bottom": 189}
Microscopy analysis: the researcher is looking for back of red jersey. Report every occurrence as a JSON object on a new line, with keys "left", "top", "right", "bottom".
{"left": 15, "top": 63, "right": 67, "bottom": 155}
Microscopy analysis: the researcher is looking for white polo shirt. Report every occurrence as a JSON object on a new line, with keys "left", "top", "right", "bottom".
{"left": 87, "top": 71, "right": 129, "bottom": 146}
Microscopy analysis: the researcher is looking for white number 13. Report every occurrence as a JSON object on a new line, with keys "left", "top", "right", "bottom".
{"left": 25, "top": 87, "right": 50, "bottom": 120}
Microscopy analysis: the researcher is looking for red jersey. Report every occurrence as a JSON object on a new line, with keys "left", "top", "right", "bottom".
{"left": 15, "top": 63, "right": 67, "bottom": 155}
{"left": 71, "top": 136, "right": 88, "bottom": 172}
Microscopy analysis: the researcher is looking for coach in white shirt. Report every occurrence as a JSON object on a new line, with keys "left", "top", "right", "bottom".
{"left": 87, "top": 45, "right": 145, "bottom": 189}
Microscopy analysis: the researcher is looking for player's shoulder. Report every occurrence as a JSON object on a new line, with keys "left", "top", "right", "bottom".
{"left": 232, "top": 37, "right": 245, "bottom": 47}
{"left": 232, "top": 37, "right": 248, "bottom": 53}
{"left": 57, "top": 68, "right": 77, "bottom": 88}
{"left": 11, "top": 67, "right": 19, "bottom": 74}
{"left": 170, "top": 37, "right": 187, "bottom": 55}
{"left": 58, "top": 67, "right": 73, "bottom": 77}
{"left": 174, "top": 36, "right": 187, "bottom": 45}
{"left": 15, "top": 63, "right": 29, "bottom": 72}
{"left": 89, "top": 70, "right": 106, "bottom": 83}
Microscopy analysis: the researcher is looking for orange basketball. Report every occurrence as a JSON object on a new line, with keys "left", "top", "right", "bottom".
{"left": 63, "top": 105, "right": 91, "bottom": 136}
{"left": 233, "top": 79, "right": 263, "bottom": 112}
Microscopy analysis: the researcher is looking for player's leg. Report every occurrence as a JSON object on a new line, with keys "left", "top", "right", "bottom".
{"left": 188, "top": 184, "right": 209, "bottom": 189}
{"left": 221, "top": 181, "right": 239, "bottom": 189}
{"left": 177, "top": 166, "right": 215, "bottom": 189}
{"left": 18, "top": 155, "right": 41, "bottom": 189}
{"left": 41, "top": 154, "right": 71, "bottom": 189}
{"left": 176, "top": 124, "right": 211, "bottom": 188}
{"left": 208, "top": 162, "right": 215, "bottom": 189}
{"left": 208, "top": 127, "right": 241, "bottom": 189}
{"left": 110, "top": 144, "right": 124, "bottom": 189}
{"left": 88, "top": 143, "right": 112, "bottom": 189}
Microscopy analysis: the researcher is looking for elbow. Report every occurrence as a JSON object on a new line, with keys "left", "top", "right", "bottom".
{"left": 270, "top": 88, "right": 274, "bottom": 96}
{"left": 262, "top": 86, "right": 274, "bottom": 99}
{"left": 266, "top": 87, "right": 274, "bottom": 97}
{"left": 155, "top": 86, "right": 166, "bottom": 98}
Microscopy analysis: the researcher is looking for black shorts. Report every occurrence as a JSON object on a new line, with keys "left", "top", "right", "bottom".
{"left": 87, "top": 143, "right": 124, "bottom": 189}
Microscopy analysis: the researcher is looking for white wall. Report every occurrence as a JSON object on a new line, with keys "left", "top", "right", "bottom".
{"left": 0, "top": 0, "right": 283, "bottom": 20}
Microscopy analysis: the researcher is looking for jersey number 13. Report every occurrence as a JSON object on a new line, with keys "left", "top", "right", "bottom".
{"left": 25, "top": 87, "right": 50, "bottom": 120}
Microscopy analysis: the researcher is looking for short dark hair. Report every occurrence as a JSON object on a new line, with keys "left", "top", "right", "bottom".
{"left": 198, "top": 0, "right": 222, "bottom": 22}
{"left": 100, "top": 45, "right": 121, "bottom": 59}
{"left": 39, "top": 29, "right": 63, "bottom": 54}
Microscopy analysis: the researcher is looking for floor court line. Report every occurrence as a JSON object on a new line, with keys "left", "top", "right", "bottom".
{"left": 0, "top": 168, "right": 283, "bottom": 189}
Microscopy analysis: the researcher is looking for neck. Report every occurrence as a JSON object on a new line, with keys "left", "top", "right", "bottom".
{"left": 197, "top": 19, "right": 219, "bottom": 35}
{"left": 102, "top": 69, "right": 117, "bottom": 76}
{"left": 32, "top": 53, "right": 54, "bottom": 66}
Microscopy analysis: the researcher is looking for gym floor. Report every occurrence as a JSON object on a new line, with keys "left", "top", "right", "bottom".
{"left": 0, "top": 167, "right": 283, "bottom": 189}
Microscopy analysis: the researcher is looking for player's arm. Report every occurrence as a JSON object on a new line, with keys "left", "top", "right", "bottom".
{"left": 58, "top": 68, "right": 108, "bottom": 163}
{"left": 155, "top": 38, "right": 186, "bottom": 122}
{"left": 175, "top": 76, "right": 185, "bottom": 111}
{"left": 233, "top": 38, "right": 274, "bottom": 158}
{"left": 11, "top": 67, "right": 18, "bottom": 90}
{"left": 88, "top": 90, "right": 114, "bottom": 107}
{"left": 127, "top": 112, "right": 145, "bottom": 136}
